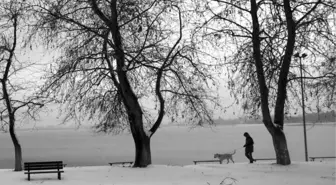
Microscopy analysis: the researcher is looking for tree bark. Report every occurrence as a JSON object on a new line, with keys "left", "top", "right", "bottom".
{"left": 264, "top": 120, "right": 291, "bottom": 164}
{"left": 1, "top": 80, "right": 23, "bottom": 171}
{"left": 250, "top": 0, "right": 291, "bottom": 165}
{"left": 110, "top": 0, "right": 151, "bottom": 167}
{"left": 90, "top": 0, "right": 153, "bottom": 167}
{"left": 269, "top": 0, "right": 296, "bottom": 165}
{"left": 271, "top": 127, "right": 291, "bottom": 164}
{"left": 273, "top": 0, "right": 296, "bottom": 128}
{"left": 9, "top": 119, "right": 23, "bottom": 171}
{"left": 127, "top": 106, "right": 152, "bottom": 167}
{"left": 131, "top": 122, "right": 151, "bottom": 167}
{"left": 0, "top": 6, "right": 23, "bottom": 171}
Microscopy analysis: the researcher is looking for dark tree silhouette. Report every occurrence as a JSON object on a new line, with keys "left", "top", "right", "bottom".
{"left": 194, "top": 0, "right": 336, "bottom": 165}
{"left": 30, "top": 0, "right": 221, "bottom": 167}
{"left": 0, "top": 0, "right": 43, "bottom": 171}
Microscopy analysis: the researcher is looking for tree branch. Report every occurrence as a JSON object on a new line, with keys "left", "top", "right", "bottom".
{"left": 296, "top": 0, "right": 322, "bottom": 27}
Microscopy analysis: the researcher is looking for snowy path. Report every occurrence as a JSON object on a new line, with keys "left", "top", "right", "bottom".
{"left": 1, "top": 162, "right": 335, "bottom": 185}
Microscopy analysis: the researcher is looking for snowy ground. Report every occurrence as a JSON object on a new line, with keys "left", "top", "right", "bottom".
{"left": 1, "top": 162, "right": 335, "bottom": 185}
{"left": 0, "top": 123, "right": 335, "bottom": 184}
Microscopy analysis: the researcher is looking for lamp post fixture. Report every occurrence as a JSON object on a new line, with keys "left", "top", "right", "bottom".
{"left": 294, "top": 52, "right": 308, "bottom": 162}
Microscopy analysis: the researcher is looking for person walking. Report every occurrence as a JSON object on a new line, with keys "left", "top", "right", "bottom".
{"left": 243, "top": 132, "right": 256, "bottom": 163}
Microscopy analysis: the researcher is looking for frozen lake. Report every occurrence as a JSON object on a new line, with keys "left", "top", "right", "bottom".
{"left": 0, "top": 123, "right": 335, "bottom": 169}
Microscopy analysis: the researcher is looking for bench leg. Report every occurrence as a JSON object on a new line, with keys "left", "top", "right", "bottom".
{"left": 28, "top": 173, "right": 30, "bottom": 181}
{"left": 58, "top": 172, "right": 61, "bottom": 180}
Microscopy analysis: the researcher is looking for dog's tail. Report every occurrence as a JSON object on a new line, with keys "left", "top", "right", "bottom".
{"left": 231, "top": 149, "right": 236, "bottom": 155}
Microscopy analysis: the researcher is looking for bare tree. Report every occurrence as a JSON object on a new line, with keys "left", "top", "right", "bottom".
{"left": 195, "top": 0, "right": 336, "bottom": 165}
{"left": 0, "top": 0, "right": 43, "bottom": 171}
{"left": 30, "top": 0, "right": 221, "bottom": 167}
{"left": 289, "top": 4, "right": 336, "bottom": 114}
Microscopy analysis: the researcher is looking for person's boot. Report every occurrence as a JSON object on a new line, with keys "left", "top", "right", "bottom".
{"left": 250, "top": 154, "right": 256, "bottom": 162}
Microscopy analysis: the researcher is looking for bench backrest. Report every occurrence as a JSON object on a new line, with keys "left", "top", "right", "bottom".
{"left": 24, "top": 161, "right": 63, "bottom": 171}
{"left": 310, "top": 156, "right": 336, "bottom": 159}
{"left": 194, "top": 160, "right": 219, "bottom": 162}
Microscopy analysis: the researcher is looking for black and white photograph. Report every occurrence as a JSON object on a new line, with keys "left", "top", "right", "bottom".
{"left": 0, "top": 0, "right": 335, "bottom": 184}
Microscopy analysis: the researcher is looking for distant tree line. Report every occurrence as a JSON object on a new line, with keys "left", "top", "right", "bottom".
{"left": 215, "top": 110, "right": 335, "bottom": 125}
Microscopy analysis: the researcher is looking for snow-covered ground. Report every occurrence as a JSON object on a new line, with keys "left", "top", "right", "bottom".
{"left": 1, "top": 162, "right": 335, "bottom": 185}
{"left": 0, "top": 123, "right": 335, "bottom": 184}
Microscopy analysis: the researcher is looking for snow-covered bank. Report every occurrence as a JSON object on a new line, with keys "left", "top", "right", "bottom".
{"left": 1, "top": 162, "right": 335, "bottom": 185}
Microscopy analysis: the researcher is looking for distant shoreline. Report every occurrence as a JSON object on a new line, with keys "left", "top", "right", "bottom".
{"left": 10, "top": 121, "right": 335, "bottom": 132}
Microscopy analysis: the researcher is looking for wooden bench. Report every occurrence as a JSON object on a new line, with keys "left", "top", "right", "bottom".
{"left": 108, "top": 161, "right": 133, "bottom": 167}
{"left": 194, "top": 158, "right": 276, "bottom": 165}
{"left": 193, "top": 160, "right": 221, "bottom": 165}
{"left": 24, "top": 161, "right": 64, "bottom": 181}
{"left": 254, "top": 158, "right": 276, "bottom": 161}
{"left": 309, "top": 156, "right": 336, "bottom": 161}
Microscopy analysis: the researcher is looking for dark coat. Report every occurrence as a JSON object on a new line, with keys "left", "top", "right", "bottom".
{"left": 244, "top": 135, "right": 254, "bottom": 153}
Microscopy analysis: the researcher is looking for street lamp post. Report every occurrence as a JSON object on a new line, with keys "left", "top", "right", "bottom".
{"left": 294, "top": 53, "right": 309, "bottom": 162}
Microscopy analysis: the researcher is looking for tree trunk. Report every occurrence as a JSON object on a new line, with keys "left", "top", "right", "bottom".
{"left": 108, "top": 0, "right": 152, "bottom": 167}
{"left": 1, "top": 78, "right": 23, "bottom": 171}
{"left": 132, "top": 129, "right": 151, "bottom": 167}
{"left": 127, "top": 110, "right": 151, "bottom": 167}
{"left": 9, "top": 122, "right": 23, "bottom": 171}
{"left": 250, "top": 0, "right": 291, "bottom": 165}
{"left": 8, "top": 110, "right": 23, "bottom": 171}
{"left": 0, "top": 11, "right": 23, "bottom": 171}
{"left": 90, "top": 0, "right": 158, "bottom": 167}
{"left": 271, "top": 128, "right": 291, "bottom": 165}
{"left": 264, "top": 119, "right": 291, "bottom": 165}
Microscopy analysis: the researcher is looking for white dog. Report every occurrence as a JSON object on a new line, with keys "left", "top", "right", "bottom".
{"left": 214, "top": 150, "right": 236, "bottom": 164}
